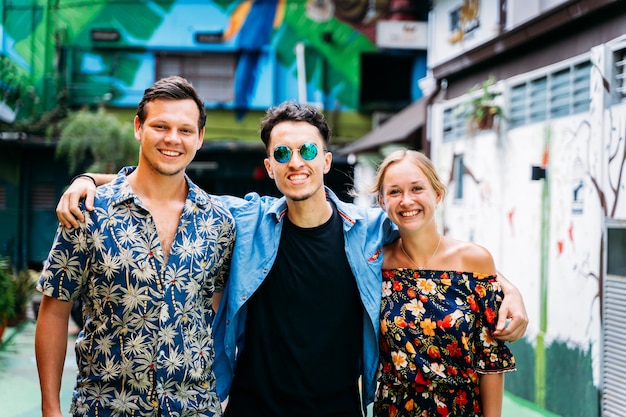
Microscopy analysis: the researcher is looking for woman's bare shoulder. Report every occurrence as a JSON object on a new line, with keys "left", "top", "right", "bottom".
{"left": 446, "top": 238, "right": 496, "bottom": 275}
{"left": 382, "top": 240, "right": 403, "bottom": 269}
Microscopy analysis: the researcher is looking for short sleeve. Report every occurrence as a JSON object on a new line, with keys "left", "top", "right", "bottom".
{"left": 214, "top": 224, "right": 235, "bottom": 293}
{"left": 37, "top": 220, "right": 91, "bottom": 302}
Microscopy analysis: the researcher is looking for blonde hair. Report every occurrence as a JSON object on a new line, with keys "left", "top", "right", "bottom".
{"left": 370, "top": 149, "right": 447, "bottom": 203}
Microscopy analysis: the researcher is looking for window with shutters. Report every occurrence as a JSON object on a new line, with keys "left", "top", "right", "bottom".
{"left": 442, "top": 106, "right": 466, "bottom": 142}
{"left": 572, "top": 61, "right": 591, "bottom": 113}
{"left": 508, "top": 59, "right": 591, "bottom": 128}
{"left": 156, "top": 53, "right": 236, "bottom": 103}
{"left": 442, "top": 58, "right": 592, "bottom": 138}
{"left": 613, "top": 46, "right": 626, "bottom": 104}
{"left": 508, "top": 83, "right": 527, "bottom": 128}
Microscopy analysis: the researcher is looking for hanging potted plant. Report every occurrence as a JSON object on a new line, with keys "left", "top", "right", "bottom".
{"left": 55, "top": 106, "right": 138, "bottom": 174}
{"left": 463, "top": 76, "right": 505, "bottom": 133}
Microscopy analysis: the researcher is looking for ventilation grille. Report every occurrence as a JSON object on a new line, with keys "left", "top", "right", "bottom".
{"left": 30, "top": 184, "right": 56, "bottom": 209}
{"left": 0, "top": 184, "right": 6, "bottom": 210}
{"left": 602, "top": 274, "right": 626, "bottom": 416}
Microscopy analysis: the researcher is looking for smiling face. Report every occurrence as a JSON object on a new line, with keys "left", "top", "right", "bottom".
{"left": 263, "top": 120, "right": 332, "bottom": 203}
{"left": 134, "top": 98, "right": 204, "bottom": 177}
{"left": 378, "top": 157, "right": 442, "bottom": 233}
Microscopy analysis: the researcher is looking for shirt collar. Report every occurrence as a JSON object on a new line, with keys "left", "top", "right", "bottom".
{"left": 265, "top": 186, "right": 364, "bottom": 225}
{"left": 110, "top": 166, "right": 209, "bottom": 209}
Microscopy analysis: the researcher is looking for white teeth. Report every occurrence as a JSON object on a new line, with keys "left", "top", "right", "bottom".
{"left": 161, "top": 150, "right": 180, "bottom": 156}
{"left": 289, "top": 174, "right": 307, "bottom": 180}
{"left": 401, "top": 210, "right": 419, "bottom": 217}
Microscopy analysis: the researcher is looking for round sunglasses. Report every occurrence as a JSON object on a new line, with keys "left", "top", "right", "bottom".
{"left": 272, "top": 142, "right": 320, "bottom": 164}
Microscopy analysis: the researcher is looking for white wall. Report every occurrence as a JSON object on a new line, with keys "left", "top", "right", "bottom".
{"left": 429, "top": 40, "right": 626, "bottom": 389}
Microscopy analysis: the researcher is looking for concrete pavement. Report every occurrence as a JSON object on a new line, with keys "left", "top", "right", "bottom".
{"left": 0, "top": 319, "right": 76, "bottom": 417}
{"left": 0, "top": 318, "right": 560, "bottom": 417}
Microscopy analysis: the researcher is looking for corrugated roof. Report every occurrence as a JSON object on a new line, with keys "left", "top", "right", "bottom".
{"left": 338, "top": 98, "right": 426, "bottom": 155}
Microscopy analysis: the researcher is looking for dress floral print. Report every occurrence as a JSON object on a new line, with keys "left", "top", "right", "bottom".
{"left": 38, "top": 169, "right": 235, "bottom": 417}
{"left": 374, "top": 269, "right": 516, "bottom": 417}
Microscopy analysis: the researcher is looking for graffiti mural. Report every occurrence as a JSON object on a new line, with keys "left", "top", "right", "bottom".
{"left": 0, "top": 0, "right": 426, "bottom": 128}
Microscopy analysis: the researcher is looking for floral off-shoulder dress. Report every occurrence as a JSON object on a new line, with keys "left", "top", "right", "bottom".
{"left": 374, "top": 269, "right": 516, "bottom": 417}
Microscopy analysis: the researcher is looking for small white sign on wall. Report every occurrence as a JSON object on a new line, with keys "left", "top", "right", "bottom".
{"left": 376, "top": 20, "right": 428, "bottom": 50}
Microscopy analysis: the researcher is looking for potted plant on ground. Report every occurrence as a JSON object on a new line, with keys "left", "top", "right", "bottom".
{"left": 7, "top": 268, "right": 37, "bottom": 326}
{"left": 0, "top": 261, "right": 15, "bottom": 341}
{"left": 463, "top": 76, "right": 504, "bottom": 133}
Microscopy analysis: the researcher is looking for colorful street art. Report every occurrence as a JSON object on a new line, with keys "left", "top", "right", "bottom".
{"left": 0, "top": 0, "right": 423, "bottom": 129}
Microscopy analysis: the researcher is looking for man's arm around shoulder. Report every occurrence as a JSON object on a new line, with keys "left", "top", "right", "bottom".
{"left": 56, "top": 173, "right": 115, "bottom": 228}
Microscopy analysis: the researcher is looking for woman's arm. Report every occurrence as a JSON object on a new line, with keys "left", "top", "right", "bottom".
{"left": 463, "top": 245, "right": 527, "bottom": 342}
{"left": 480, "top": 373, "right": 504, "bottom": 417}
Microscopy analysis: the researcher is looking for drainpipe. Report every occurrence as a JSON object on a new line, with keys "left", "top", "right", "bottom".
{"left": 535, "top": 127, "right": 551, "bottom": 408}
{"left": 295, "top": 42, "right": 307, "bottom": 103}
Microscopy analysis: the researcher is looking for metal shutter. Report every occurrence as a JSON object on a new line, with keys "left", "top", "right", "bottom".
{"left": 602, "top": 274, "right": 626, "bottom": 415}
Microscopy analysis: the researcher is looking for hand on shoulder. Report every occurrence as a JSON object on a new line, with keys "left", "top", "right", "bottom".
{"left": 56, "top": 173, "right": 101, "bottom": 228}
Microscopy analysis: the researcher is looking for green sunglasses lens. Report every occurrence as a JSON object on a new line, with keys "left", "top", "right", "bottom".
{"left": 299, "top": 143, "right": 318, "bottom": 161}
{"left": 273, "top": 146, "right": 292, "bottom": 163}
{"left": 273, "top": 143, "right": 319, "bottom": 163}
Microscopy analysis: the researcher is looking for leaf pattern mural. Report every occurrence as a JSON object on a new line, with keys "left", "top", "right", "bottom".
{"left": 278, "top": 3, "right": 377, "bottom": 107}
{"left": 4, "top": 5, "right": 43, "bottom": 44}
{"left": 90, "top": 3, "right": 167, "bottom": 41}
{"left": 1, "top": 0, "right": 408, "bottom": 122}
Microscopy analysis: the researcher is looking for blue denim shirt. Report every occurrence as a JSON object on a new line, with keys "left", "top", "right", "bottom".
{"left": 212, "top": 187, "right": 398, "bottom": 408}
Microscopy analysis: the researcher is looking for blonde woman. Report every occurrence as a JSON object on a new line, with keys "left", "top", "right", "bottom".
{"left": 371, "top": 149, "right": 516, "bottom": 417}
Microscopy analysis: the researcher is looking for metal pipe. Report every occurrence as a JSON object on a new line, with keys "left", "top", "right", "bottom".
{"left": 295, "top": 42, "right": 307, "bottom": 103}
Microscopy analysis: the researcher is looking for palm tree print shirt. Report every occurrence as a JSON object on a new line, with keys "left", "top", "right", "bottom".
{"left": 38, "top": 168, "right": 236, "bottom": 417}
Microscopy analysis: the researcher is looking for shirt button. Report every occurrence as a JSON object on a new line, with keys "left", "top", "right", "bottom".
{"left": 241, "top": 295, "right": 247, "bottom": 300}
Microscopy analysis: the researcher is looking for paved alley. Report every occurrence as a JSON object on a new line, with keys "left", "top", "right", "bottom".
{"left": 0, "top": 318, "right": 559, "bottom": 417}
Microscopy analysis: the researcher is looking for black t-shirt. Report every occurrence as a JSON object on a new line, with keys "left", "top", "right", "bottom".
{"left": 225, "top": 203, "right": 364, "bottom": 417}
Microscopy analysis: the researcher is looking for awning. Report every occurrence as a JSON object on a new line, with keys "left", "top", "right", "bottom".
{"left": 338, "top": 98, "right": 426, "bottom": 155}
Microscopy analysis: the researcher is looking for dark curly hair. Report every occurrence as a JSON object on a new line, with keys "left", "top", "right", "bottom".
{"left": 259, "top": 101, "right": 331, "bottom": 149}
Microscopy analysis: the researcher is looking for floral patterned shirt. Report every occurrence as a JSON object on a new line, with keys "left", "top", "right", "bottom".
{"left": 38, "top": 169, "right": 235, "bottom": 417}
{"left": 375, "top": 269, "right": 516, "bottom": 417}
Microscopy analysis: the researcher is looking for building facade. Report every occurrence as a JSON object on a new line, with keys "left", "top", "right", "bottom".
{"left": 342, "top": 0, "right": 624, "bottom": 415}
{"left": 422, "top": 1, "right": 624, "bottom": 415}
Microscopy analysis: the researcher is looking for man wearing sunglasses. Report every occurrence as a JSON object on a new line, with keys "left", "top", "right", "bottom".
{"left": 55, "top": 101, "right": 528, "bottom": 417}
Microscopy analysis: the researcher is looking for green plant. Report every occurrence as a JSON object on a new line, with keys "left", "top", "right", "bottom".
{"left": 463, "top": 75, "right": 504, "bottom": 132}
{"left": 0, "top": 260, "right": 15, "bottom": 324}
{"left": 56, "top": 106, "right": 138, "bottom": 174}
{"left": 9, "top": 269, "right": 37, "bottom": 324}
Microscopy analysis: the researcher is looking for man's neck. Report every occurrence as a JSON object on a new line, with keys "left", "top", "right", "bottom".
{"left": 127, "top": 167, "right": 188, "bottom": 204}
{"left": 285, "top": 193, "right": 333, "bottom": 228}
